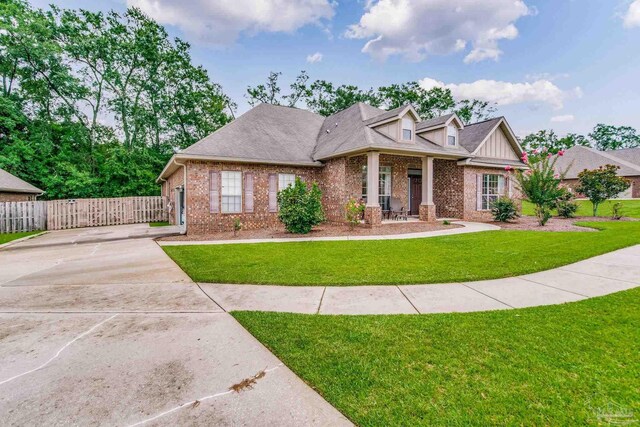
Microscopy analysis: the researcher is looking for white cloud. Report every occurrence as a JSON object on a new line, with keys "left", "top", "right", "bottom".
{"left": 551, "top": 114, "right": 575, "bottom": 123}
{"left": 419, "top": 77, "right": 580, "bottom": 110}
{"left": 128, "top": 0, "right": 335, "bottom": 45}
{"left": 345, "top": 0, "right": 532, "bottom": 62}
{"left": 624, "top": 0, "right": 640, "bottom": 28}
{"left": 306, "top": 52, "right": 323, "bottom": 63}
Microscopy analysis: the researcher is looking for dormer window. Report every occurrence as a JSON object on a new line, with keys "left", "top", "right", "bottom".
{"left": 447, "top": 125, "right": 458, "bottom": 146}
{"left": 402, "top": 117, "right": 413, "bottom": 141}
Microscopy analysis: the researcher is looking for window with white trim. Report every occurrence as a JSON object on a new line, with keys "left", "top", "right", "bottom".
{"left": 481, "top": 174, "right": 505, "bottom": 210}
{"left": 278, "top": 173, "right": 296, "bottom": 190}
{"left": 402, "top": 117, "right": 413, "bottom": 141}
{"left": 221, "top": 171, "right": 242, "bottom": 213}
{"left": 447, "top": 125, "right": 458, "bottom": 146}
{"left": 362, "top": 165, "right": 392, "bottom": 210}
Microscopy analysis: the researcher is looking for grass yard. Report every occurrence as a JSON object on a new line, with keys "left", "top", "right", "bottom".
{"left": 164, "top": 221, "right": 640, "bottom": 285}
{"left": 149, "top": 221, "right": 171, "bottom": 227}
{"left": 522, "top": 199, "right": 640, "bottom": 218}
{"left": 0, "top": 231, "right": 40, "bottom": 245}
{"left": 234, "top": 288, "right": 640, "bottom": 426}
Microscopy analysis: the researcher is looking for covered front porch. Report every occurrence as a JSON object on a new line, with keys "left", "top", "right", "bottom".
{"left": 349, "top": 151, "right": 439, "bottom": 226}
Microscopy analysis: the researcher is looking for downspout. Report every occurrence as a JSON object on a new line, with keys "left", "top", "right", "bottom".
{"left": 173, "top": 158, "right": 187, "bottom": 235}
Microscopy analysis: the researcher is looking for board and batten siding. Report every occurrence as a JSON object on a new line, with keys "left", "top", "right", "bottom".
{"left": 476, "top": 126, "right": 519, "bottom": 160}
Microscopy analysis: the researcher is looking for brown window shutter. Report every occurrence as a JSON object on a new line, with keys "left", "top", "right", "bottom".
{"left": 476, "top": 174, "right": 483, "bottom": 210}
{"left": 268, "top": 174, "right": 278, "bottom": 212}
{"left": 244, "top": 172, "right": 254, "bottom": 213}
{"left": 209, "top": 171, "right": 219, "bottom": 213}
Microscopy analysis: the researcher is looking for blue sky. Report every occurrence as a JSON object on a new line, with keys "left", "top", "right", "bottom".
{"left": 31, "top": 0, "right": 640, "bottom": 137}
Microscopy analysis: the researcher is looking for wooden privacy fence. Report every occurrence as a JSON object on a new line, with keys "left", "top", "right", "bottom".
{"left": 0, "top": 201, "right": 47, "bottom": 233}
{"left": 0, "top": 196, "right": 168, "bottom": 233}
{"left": 46, "top": 196, "right": 168, "bottom": 231}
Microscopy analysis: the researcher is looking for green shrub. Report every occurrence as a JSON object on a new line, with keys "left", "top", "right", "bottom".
{"left": 233, "top": 218, "right": 242, "bottom": 236}
{"left": 491, "top": 197, "right": 519, "bottom": 222}
{"left": 277, "top": 177, "right": 325, "bottom": 234}
{"left": 611, "top": 202, "right": 624, "bottom": 220}
{"left": 443, "top": 220, "right": 451, "bottom": 225}
{"left": 345, "top": 198, "right": 365, "bottom": 229}
{"left": 555, "top": 190, "right": 578, "bottom": 218}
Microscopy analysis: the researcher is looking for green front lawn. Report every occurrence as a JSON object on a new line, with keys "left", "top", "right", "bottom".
{"left": 522, "top": 199, "right": 640, "bottom": 218}
{"left": 164, "top": 221, "right": 640, "bottom": 285}
{"left": 149, "top": 221, "right": 171, "bottom": 227}
{"left": 234, "top": 288, "right": 640, "bottom": 426}
{"left": 0, "top": 231, "right": 40, "bottom": 245}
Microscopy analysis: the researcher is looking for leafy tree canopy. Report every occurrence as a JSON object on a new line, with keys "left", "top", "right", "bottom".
{"left": 522, "top": 125, "right": 640, "bottom": 153}
{"left": 246, "top": 71, "right": 496, "bottom": 123}
{"left": 0, "top": 0, "right": 233, "bottom": 199}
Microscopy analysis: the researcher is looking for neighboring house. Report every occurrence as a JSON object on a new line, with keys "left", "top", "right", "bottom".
{"left": 0, "top": 168, "right": 43, "bottom": 202}
{"left": 158, "top": 103, "right": 526, "bottom": 234}
{"left": 555, "top": 146, "right": 640, "bottom": 198}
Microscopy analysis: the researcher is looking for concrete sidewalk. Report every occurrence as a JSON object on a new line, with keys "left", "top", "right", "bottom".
{"left": 158, "top": 221, "right": 501, "bottom": 246}
{"left": 199, "top": 244, "right": 640, "bottom": 315}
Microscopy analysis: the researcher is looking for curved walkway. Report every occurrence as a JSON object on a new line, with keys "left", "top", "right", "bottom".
{"left": 158, "top": 221, "right": 500, "bottom": 246}
{"left": 197, "top": 244, "right": 640, "bottom": 315}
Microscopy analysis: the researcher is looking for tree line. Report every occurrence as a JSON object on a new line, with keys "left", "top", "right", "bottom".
{"left": 1, "top": 1, "right": 638, "bottom": 200}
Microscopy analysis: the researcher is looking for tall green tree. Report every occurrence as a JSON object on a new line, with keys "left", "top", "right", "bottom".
{"left": 0, "top": 0, "right": 232, "bottom": 199}
{"left": 521, "top": 130, "right": 591, "bottom": 154}
{"left": 589, "top": 124, "right": 640, "bottom": 151}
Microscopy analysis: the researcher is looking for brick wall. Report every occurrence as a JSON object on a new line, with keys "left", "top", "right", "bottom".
{"left": 463, "top": 166, "right": 521, "bottom": 221}
{"left": 0, "top": 192, "right": 37, "bottom": 202}
{"left": 182, "top": 160, "right": 322, "bottom": 234}
{"left": 162, "top": 166, "right": 184, "bottom": 225}
{"left": 433, "top": 159, "right": 464, "bottom": 218}
{"left": 320, "top": 157, "right": 348, "bottom": 222}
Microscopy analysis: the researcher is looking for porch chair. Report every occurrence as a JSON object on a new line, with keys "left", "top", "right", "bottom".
{"left": 389, "top": 197, "right": 408, "bottom": 221}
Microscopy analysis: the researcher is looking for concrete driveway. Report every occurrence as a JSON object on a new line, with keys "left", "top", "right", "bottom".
{"left": 0, "top": 225, "right": 350, "bottom": 426}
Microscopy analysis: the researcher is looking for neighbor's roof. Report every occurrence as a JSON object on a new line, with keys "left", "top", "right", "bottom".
{"left": 607, "top": 147, "right": 640, "bottom": 167}
{"left": 0, "top": 168, "right": 43, "bottom": 194}
{"left": 555, "top": 146, "right": 640, "bottom": 179}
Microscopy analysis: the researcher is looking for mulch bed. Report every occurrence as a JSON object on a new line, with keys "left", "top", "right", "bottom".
{"left": 158, "top": 220, "right": 462, "bottom": 241}
{"left": 488, "top": 215, "right": 636, "bottom": 232}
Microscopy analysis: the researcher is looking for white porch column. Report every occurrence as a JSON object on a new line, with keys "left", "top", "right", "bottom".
{"left": 419, "top": 156, "right": 436, "bottom": 222}
{"left": 366, "top": 151, "right": 380, "bottom": 207}
{"left": 421, "top": 156, "right": 434, "bottom": 205}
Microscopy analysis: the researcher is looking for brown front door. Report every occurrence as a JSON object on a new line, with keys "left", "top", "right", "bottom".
{"left": 410, "top": 177, "right": 422, "bottom": 215}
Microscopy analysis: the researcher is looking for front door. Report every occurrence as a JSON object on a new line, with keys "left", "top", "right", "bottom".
{"left": 409, "top": 176, "right": 422, "bottom": 215}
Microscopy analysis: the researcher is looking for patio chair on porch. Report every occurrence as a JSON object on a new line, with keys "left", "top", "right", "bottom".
{"left": 389, "top": 197, "right": 408, "bottom": 221}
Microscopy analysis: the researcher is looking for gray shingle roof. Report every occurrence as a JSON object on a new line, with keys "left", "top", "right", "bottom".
{"left": 164, "top": 103, "right": 520, "bottom": 176}
{"left": 363, "top": 104, "right": 414, "bottom": 125}
{"left": 554, "top": 146, "right": 640, "bottom": 179}
{"left": 458, "top": 117, "right": 503, "bottom": 153}
{"left": 607, "top": 147, "right": 640, "bottom": 167}
{"left": 0, "top": 168, "right": 43, "bottom": 194}
{"left": 182, "top": 103, "right": 325, "bottom": 164}
{"left": 416, "top": 114, "right": 454, "bottom": 131}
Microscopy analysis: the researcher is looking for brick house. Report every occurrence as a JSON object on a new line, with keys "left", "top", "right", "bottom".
{"left": 555, "top": 146, "right": 640, "bottom": 198}
{"left": 0, "top": 168, "right": 43, "bottom": 202}
{"left": 158, "top": 103, "right": 526, "bottom": 234}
